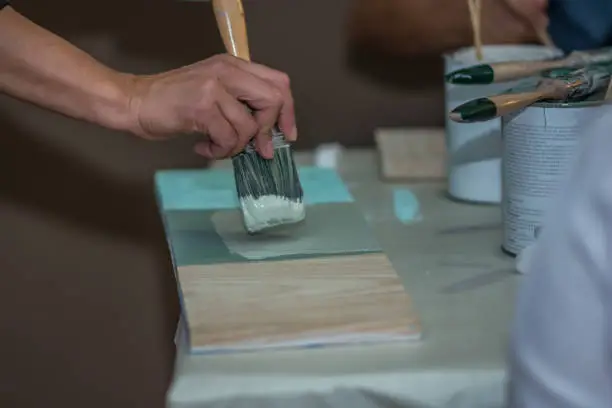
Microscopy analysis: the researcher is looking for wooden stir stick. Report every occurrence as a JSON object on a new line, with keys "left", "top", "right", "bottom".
{"left": 467, "top": 0, "right": 483, "bottom": 60}
{"left": 212, "top": 0, "right": 251, "bottom": 61}
{"left": 535, "top": 26, "right": 555, "bottom": 48}
{"left": 468, "top": 0, "right": 556, "bottom": 61}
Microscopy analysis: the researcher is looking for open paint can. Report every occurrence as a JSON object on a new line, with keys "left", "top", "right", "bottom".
{"left": 444, "top": 45, "right": 562, "bottom": 204}
{"left": 500, "top": 80, "right": 611, "bottom": 256}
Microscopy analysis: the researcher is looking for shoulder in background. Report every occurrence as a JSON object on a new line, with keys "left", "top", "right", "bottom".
{"left": 548, "top": 0, "right": 612, "bottom": 52}
{"left": 346, "top": 0, "right": 540, "bottom": 58}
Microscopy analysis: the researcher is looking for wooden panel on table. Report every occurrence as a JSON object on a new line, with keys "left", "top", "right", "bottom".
{"left": 178, "top": 252, "right": 420, "bottom": 350}
{"left": 375, "top": 128, "right": 446, "bottom": 181}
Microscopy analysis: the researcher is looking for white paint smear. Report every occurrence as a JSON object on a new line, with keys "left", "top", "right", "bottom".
{"left": 240, "top": 195, "right": 305, "bottom": 233}
{"left": 212, "top": 210, "right": 327, "bottom": 260}
{"left": 211, "top": 204, "right": 380, "bottom": 261}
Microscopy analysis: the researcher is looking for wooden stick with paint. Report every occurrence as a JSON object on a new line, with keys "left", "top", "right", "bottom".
{"left": 213, "top": 0, "right": 250, "bottom": 61}
{"left": 449, "top": 64, "right": 612, "bottom": 123}
{"left": 445, "top": 47, "right": 612, "bottom": 85}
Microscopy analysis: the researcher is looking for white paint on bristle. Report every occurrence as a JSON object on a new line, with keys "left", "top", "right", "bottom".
{"left": 241, "top": 195, "right": 305, "bottom": 233}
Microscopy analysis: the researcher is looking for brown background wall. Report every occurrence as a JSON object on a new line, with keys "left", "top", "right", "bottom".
{"left": 0, "top": 1, "right": 443, "bottom": 407}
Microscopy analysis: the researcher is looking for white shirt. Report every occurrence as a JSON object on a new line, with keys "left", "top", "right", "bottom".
{"left": 508, "top": 104, "right": 612, "bottom": 407}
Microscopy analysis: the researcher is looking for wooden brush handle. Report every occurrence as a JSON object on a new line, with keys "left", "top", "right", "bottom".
{"left": 488, "top": 90, "right": 551, "bottom": 116}
{"left": 213, "top": 0, "right": 250, "bottom": 61}
{"left": 489, "top": 59, "right": 567, "bottom": 82}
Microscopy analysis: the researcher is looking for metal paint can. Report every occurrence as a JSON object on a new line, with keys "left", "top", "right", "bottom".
{"left": 500, "top": 83, "right": 611, "bottom": 256}
{"left": 444, "top": 45, "right": 562, "bottom": 204}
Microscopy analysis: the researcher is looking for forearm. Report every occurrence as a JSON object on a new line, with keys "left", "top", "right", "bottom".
{"left": 0, "top": 6, "right": 135, "bottom": 132}
{"left": 348, "top": 0, "right": 472, "bottom": 56}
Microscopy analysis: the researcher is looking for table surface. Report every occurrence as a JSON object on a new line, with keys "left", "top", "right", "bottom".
{"left": 166, "top": 149, "right": 518, "bottom": 408}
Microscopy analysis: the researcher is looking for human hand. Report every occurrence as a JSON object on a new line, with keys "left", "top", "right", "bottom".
{"left": 126, "top": 54, "right": 297, "bottom": 160}
{"left": 461, "top": 0, "right": 550, "bottom": 47}
{"left": 347, "top": 0, "right": 553, "bottom": 57}
{"left": 502, "top": 0, "right": 550, "bottom": 42}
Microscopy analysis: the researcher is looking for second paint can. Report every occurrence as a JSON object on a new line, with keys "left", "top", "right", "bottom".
{"left": 444, "top": 45, "right": 562, "bottom": 204}
{"left": 501, "top": 90, "right": 610, "bottom": 256}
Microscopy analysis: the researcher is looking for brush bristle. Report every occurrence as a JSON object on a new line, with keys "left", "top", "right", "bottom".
{"left": 232, "top": 126, "right": 305, "bottom": 233}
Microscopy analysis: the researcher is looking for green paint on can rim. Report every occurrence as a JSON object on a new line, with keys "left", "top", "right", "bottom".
{"left": 445, "top": 64, "right": 495, "bottom": 85}
{"left": 452, "top": 98, "right": 498, "bottom": 122}
{"left": 541, "top": 67, "right": 577, "bottom": 79}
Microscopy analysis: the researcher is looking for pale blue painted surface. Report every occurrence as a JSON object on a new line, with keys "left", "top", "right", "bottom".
{"left": 155, "top": 166, "right": 354, "bottom": 211}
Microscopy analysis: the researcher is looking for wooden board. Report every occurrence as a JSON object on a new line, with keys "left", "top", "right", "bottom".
{"left": 179, "top": 253, "right": 420, "bottom": 351}
{"left": 155, "top": 167, "right": 422, "bottom": 354}
{"left": 375, "top": 127, "right": 446, "bottom": 181}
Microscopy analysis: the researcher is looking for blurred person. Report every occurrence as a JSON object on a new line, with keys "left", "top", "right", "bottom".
{"left": 350, "top": 1, "right": 612, "bottom": 407}
{"left": 0, "top": 2, "right": 297, "bottom": 160}
{"left": 546, "top": 0, "right": 612, "bottom": 51}
{"left": 506, "top": 105, "right": 612, "bottom": 408}
{"left": 348, "top": 0, "right": 612, "bottom": 55}
{"left": 502, "top": 2, "right": 612, "bottom": 408}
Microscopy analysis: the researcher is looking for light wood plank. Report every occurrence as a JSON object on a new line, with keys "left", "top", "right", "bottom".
{"left": 178, "top": 253, "right": 420, "bottom": 349}
{"left": 375, "top": 127, "right": 446, "bottom": 181}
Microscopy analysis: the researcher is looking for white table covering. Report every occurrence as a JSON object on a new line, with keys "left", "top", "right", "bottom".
{"left": 167, "top": 150, "right": 517, "bottom": 408}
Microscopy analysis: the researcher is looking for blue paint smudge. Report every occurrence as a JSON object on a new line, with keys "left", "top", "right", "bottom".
{"left": 298, "top": 166, "right": 354, "bottom": 204}
{"left": 392, "top": 188, "right": 422, "bottom": 224}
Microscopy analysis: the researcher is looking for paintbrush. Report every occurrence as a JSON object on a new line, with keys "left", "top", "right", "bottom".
{"left": 449, "top": 64, "right": 611, "bottom": 123}
{"left": 212, "top": 0, "right": 305, "bottom": 234}
{"left": 445, "top": 47, "right": 612, "bottom": 85}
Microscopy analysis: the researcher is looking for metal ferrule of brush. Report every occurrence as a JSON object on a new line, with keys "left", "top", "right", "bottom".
{"left": 561, "top": 65, "right": 611, "bottom": 100}
{"left": 234, "top": 105, "right": 290, "bottom": 155}
{"left": 236, "top": 126, "right": 289, "bottom": 155}
{"left": 232, "top": 125, "right": 303, "bottom": 202}
{"left": 231, "top": 115, "right": 305, "bottom": 233}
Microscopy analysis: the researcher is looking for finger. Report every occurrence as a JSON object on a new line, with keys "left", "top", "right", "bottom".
{"left": 194, "top": 134, "right": 235, "bottom": 160}
{"left": 217, "top": 67, "right": 282, "bottom": 158}
{"left": 234, "top": 60, "right": 297, "bottom": 141}
{"left": 194, "top": 141, "right": 216, "bottom": 159}
{"left": 194, "top": 107, "right": 238, "bottom": 159}
{"left": 252, "top": 107, "right": 279, "bottom": 159}
{"left": 218, "top": 56, "right": 297, "bottom": 141}
{"left": 217, "top": 61, "right": 281, "bottom": 109}
{"left": 215, "top": 86, "right": 259, "bottom": 156}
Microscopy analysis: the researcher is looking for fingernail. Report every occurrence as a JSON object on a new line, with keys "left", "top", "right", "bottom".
{"left": 289, "top": 125, "right": 298, "bottom": 141}
{"left": 265, "top": 140, "right": 274, "bottom": 158}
